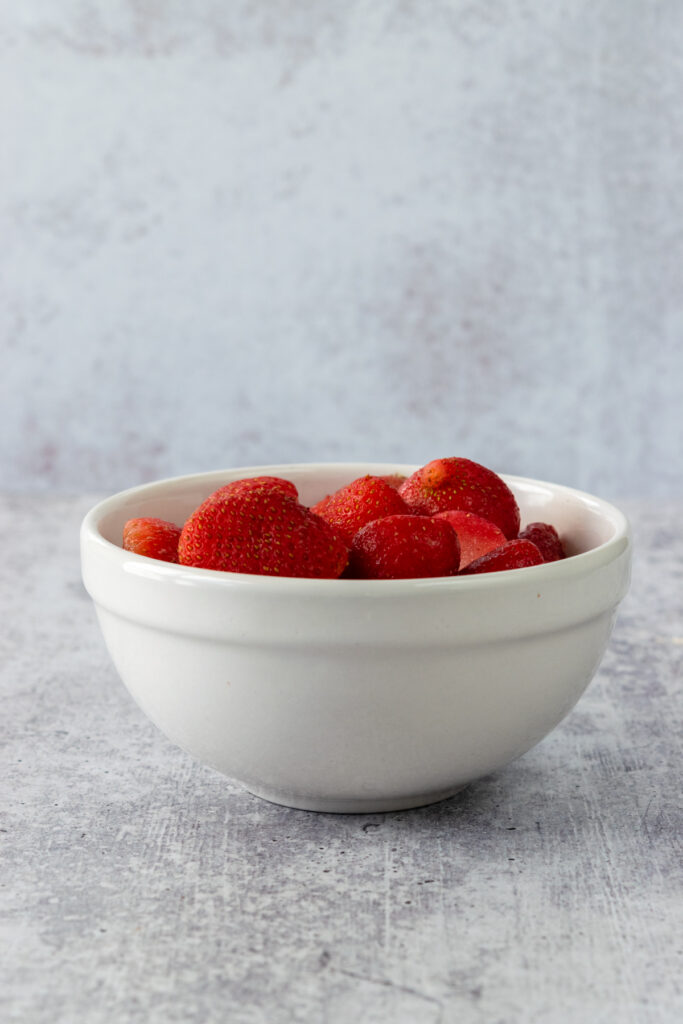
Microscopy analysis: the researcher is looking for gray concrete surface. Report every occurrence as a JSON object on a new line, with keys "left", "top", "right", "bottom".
{"left": 1, "top": 495, "right": 681, "bottom": 1022}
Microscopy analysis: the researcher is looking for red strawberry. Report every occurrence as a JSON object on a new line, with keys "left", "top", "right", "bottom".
{"left": 311, "top": 475, "right": 409, "bottom": 546}
{"left": 459, "top": 538, "right": 543, "bottom": 575}
{"left": 351, "top": 514, "right": 460, "bottom": 580}
{"left": 433, "top": 509, "right": 507, "bottom": 567}
{"left": 399, "top": 457, "right": 520, "bottom": 539}
{"left": 178, "top": 482, "right": 348, "bottom": 578}
{"left": 123, "top": 517, "right": 181, "bottom": 563}
{"left": 518, "top": 522, "right": 565, "bottom": 562}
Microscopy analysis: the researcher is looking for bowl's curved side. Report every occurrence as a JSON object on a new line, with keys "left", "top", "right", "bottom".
{"left": 92, "top": 600, "right": 620, "bottom": 813}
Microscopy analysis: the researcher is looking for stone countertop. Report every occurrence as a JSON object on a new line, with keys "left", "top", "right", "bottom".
{"left": 1, "top": 496, "right": 681, "bottom": 1024}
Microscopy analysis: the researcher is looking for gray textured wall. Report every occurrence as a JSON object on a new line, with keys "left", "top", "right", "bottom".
{"left": 3, "top": 1, "right": 682, "bottom": 497}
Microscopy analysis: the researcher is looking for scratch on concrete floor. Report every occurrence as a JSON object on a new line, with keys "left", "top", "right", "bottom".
{"left": 333, "top": 967, "right": 444, "bottom": 1017}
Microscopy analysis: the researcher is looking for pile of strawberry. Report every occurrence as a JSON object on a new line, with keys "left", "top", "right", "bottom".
{"left": 122, "top": 458, "right": 565, "bottom": 579}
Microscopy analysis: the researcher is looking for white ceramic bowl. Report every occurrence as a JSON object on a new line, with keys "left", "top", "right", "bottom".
{"left": 80, "top": 463, "right": 631, "bottom": 813}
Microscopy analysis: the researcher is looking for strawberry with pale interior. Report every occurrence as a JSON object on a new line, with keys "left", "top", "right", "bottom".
{"left": 433, "top": 509, "right": 507, "bottom": 568}
{"left": 459, "top": 538, "right": 543, "bottom": 575}
{"left": 399, "top": 457, "right": 520, "bottom": 539}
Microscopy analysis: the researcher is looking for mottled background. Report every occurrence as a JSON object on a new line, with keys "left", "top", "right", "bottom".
{"left": 3, "top": 1, "right": 682, "bottom": 497}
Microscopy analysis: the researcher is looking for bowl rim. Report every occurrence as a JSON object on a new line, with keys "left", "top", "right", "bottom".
{"left": 80, "top": 462, "right": 631, "bottom": 593}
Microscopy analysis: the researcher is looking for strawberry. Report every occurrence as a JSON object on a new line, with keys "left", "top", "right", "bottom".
{"left": 122, "top": 517, "right": 181, "bottom": 563}
{"left": 178, "top": 482, "right": 348, "bottom": 578}
{"left": 311, "top": 475, "right": 409, "bottom": 546}
{"left": 518, "top": 522, "right": 566, "bottom": 562}
{"left": 399, "top": 457, "right": 520, "bottom": 539}
{"left": 459, "top": 538, "right": 543, "bottom": 575}
{"left": 351, "top": 514, "right": 460, "bottom": 580}
{"left": 433, "top": 509, "right": 507, "bottom": 567}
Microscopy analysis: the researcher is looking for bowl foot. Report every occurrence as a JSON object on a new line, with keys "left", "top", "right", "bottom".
{"left": 244, "top": 783, "right": 467, "bottom": 814}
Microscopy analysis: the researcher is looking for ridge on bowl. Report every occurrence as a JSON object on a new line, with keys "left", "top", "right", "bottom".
{"left": 80, "top": 463, "right": 631, "bottom": 813}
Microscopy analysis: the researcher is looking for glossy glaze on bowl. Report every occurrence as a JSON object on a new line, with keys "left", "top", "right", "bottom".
{"left": 81, "top": 464, "right": 631, "bottom": 813}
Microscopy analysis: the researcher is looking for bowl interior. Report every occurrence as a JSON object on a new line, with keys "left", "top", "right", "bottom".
{"left": 93, "top": 463, "right": 624, "bottom": 559}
